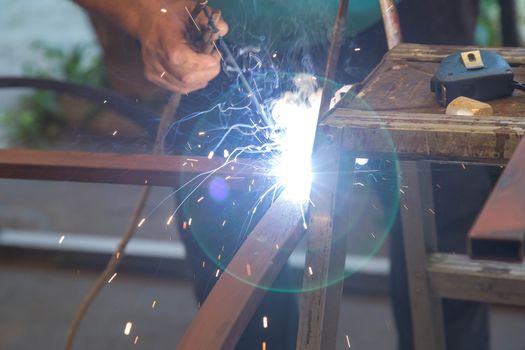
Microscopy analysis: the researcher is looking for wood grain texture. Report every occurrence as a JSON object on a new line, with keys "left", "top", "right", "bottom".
{"left": 177, "top": 196, "right": 306, "bottom": 350}
{"left": 328, "top": 43, "right": 525, "bottom": 162}
{"left": 428, "top": 253, "right": 525, "bottom": 306}
{"left": 399, "top": 161, "right": 445, "bottom": 350}
{"left": 0, "top": 149, "right": 268, "bottom": 187}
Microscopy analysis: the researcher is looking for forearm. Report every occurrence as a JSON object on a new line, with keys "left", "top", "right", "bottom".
{"left": 74, "top": 0, "right": 160, "bottom": 38}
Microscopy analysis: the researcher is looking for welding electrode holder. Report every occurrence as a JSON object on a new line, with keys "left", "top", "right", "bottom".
{"left": 431, "top": 50, "right": 525, "bottom": 106}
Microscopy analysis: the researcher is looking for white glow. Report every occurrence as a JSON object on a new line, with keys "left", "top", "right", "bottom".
{"left": 355, "top": 158, "right": 369, "bottom": 166}
{"left": 270, "top": 75, "right": 320, "bottom": 201}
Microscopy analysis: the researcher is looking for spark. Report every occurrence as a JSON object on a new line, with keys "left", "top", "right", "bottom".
{"left": 58, "top": 235, "right": 65, "bottom": 244}
{"left": 188, "top": 217, "right": 193, "bottom": 226}
{"left": 166, "top": 215, "right": 174, "bottom": 225}
{"left": 262, "top": 341, "right": 267, "bottom": 350}
{"left": 246, "top": 264, "right": 252, "bottom": 276}
{"left": 198, "top": 131, "right": 206, "bottom": 136}
{"left": 160, "top": 8, "right": 167, "bottom": 13}
{"left": 308, "top": 266, "right": 314, "bottom": 276}
{"left": 134, "top": 336, "right": 139, "bottom": 344}
{"left": 371, "top": 232, "right": 376, "bottom": 239}
{"left": 160, "top": 71, "right": 166, "bottom": 78}
{"left": 182, "top": 221, "right": 188, "bottom": 230}
{"left": 403, "top": 204, "right": 409, "bottom": 210}
{"left": 197, "top": 196, "right": 204, "bottom": 203}
{"left": 428, "top": 208, "right": 435, "bottom": 214}
{"left": 262, "top": 316, "right": 269, "bottom": 329}
{"left": 354, "top": 47, "right": 361, "bottom": 52}
{"left": 223, "top": 149, "right": 230, "bottom": 158}
{"left": 461, "top": 163, "right": 466, "bottom": 170}
{"left": 399, "top": 188, "right": 405, "bottom": 194}
{"left": 151, "top": 300, "right": 157, "bottom": 309}
{"left": 108, "top": 273, "right": 118, "bottom": 284}
{"left": 222, "top": 220, "right": 227, "bottom": 226}
{"left": 112, "top": 130, "right": 118, "bottom": 136}
{"left": 215, "top": 269, "right": 220, "bottom": 278}
{"left": 346, "top": 334, "right": 351, "bottom": 348}
{"left": 124, "top": 321, "right": 133, "bottom": 335}
{"left": 103, "top": 99, "right": 107, "bottom": 104}
{"left": 208, "top": 151, "right": 214, "bottom": 159}
{"left": 138, "top": 218, "right": 146, "bottom": 227}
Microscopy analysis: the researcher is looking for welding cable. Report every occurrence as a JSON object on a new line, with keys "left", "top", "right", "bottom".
{"left": 513, "top": 80, "right": 525, "bottom": 92}
{"left": 0, "top": 77, "right": 159, "bottom": 131}
{"left": 63, "top": 93, "right": 181, "bottom": 350}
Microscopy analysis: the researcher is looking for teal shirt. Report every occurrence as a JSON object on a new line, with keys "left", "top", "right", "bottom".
{"left": 212, "top": 0, "right": 399, "bottom": 50}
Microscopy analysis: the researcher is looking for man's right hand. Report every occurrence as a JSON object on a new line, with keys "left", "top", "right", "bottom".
{"left": 138, "top": 1, "right": 228, "bottom": 94}
{"left": 75, "top": 0, "right": 229, "bottom": 94}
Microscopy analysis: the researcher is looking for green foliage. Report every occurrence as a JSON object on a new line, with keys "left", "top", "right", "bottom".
{"left": 475, "top": 0, "right": 502, "bottom": 46}
{"left": 1, "top": 43, "right": 108, "bottom": 147}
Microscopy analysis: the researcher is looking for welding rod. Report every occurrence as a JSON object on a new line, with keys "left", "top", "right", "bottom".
{"left": 317, "top": 0, "right": 350, "bottom": 123}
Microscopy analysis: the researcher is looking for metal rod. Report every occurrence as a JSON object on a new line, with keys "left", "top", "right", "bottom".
{"left": 317, "top": 0, "right": 350, "bottom": 123}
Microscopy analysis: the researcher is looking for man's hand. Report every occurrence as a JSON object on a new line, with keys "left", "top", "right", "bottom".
{"left": 138, "top": 2, "right": 228, "bottom": 94}
{"left": 75, "top": 0, "right": 228, "bottom": 94}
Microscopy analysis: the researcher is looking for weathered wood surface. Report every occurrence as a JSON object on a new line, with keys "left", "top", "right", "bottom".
{"left": 399, "top": 161, "right": 445, "bottom": 350}
{"left": 427, "top": 253, "right": 525, "bottom": 306}
{"left": 177, "top": 196, "right": 306, "bottom": 350}
{"left": 328, "top": 44, "right": 525, "bottom": 161}
{"left": 327, "top": 109, "right": 525, "bottom": 162}
{"left": 296, "top": 128, "right": 351, "bottom": 350}
{"left": 0, "top": 149, "right": 267, "bottom": 187}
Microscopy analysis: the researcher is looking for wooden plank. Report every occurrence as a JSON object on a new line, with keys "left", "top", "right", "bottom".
{"left": 337, "top": 44, "right": 525, "bottom": 114}
{"left": 176, "top": 196, "right": 306, "bottom": 350}
{"left": 469, "top": 136, "right": 525, "bottom": 261}
{"left": 324, "top": 110, "right": 525, "bottom": 162}
{"left": 427, "top": 253, "right": 525, "bottom": 306}
{"left": 296, "top": 127, "right": 350, "bottom": 350}
{"left": 0, "top": 149, "right": 268, "bottom": 187}
{"left": 387, "top": 43, "right": 525, "bottom": 65}
{"left": 399, "top": 161, "right": 445, "bottom": 350}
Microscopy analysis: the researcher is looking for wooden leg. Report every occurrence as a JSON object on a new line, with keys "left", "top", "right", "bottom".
{"left": 399, "top": 161, "right": 445, "bottom": 350}
{"left": 296, "top": 128, "right": 353, "bottom": 350}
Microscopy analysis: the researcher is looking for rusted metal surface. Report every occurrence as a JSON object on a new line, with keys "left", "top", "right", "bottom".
{"left": 0, "top": 149, "right": 268, "bottom": 187}
{"left": 318, "top": 0, "right": 349, "bottom": 120}
{"left": 380, "top": 0, "right": 403, "bottom": 49}
{"left": 468, "top": 136, "right": 525, "bottom": 261}
{"left": 177, "top": 196, "right": 306, "bottom": 350}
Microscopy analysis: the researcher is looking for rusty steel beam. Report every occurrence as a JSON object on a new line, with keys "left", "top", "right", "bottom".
{"left": 469, "top": 138, "right": 525, "bottom": 262}
{"left": 0, "top": 149, "right": 269, "bottom": 187}
{"left": 177, "top": 196, "right": 306, "bottom": 350}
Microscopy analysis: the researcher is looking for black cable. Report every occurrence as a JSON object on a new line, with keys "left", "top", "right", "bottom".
{"left": 0, "top": 77, "right": 159, "bottom": 130}
{"left": 512, "top": 80, "right": 525, "bottom": 92}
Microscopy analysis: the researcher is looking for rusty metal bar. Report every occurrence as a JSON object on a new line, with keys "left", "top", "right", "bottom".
{"left": 0, "top": 149, "right": 268, "bottom": 187}
{"left": 177, "top": 196, "right": 306, "bottom": 350}
{"left": 468, "top": 138, "right": 525, "bottom": 262}
{"left": 379, "top": 0, "right": 403, "bottom": 50}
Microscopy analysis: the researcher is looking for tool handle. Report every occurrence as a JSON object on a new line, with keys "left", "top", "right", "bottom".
{"left": 186, "top": 4, "right": 221, "bottom": 54}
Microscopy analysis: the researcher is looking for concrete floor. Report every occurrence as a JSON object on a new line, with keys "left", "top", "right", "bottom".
{"left": 0, "top": 263, "right": 397, "bottom": 350}
{"left": 2, "top": 262, "right": 525, "bottom": 350}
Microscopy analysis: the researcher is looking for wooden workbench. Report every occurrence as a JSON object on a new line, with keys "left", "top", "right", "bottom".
{"left": 327, "top": 43, "right": 525, "bottom": 162}
{"left": 324, "top": 43, "right": 525, "bottom": 350}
